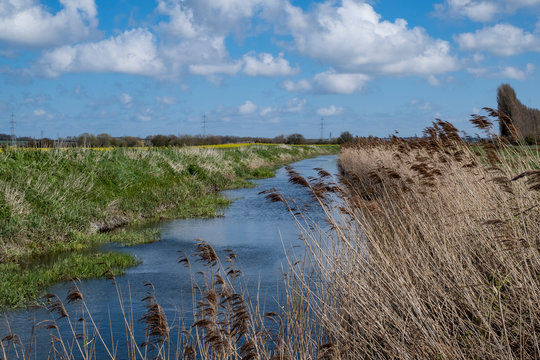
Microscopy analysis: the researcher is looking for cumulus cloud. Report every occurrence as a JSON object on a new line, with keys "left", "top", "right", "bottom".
{"left": 433, "top": 0, "right": 499, "bottom": 22}
{"left": 282, "top": 0, "right": 458, "bottom": 76}
{"left": 157, "top": 0, "right": 274, "bottom": 37}
{"left": 0, "top": 0, "right": 98, "bottom": 47}
{"left": 238, "top": 100, "right": 257, "bottom": 115}
{"left": 284, "top": 70, "right": 369, "bottom": 94}
{"left": 242, "top": 52, "right": 299, "bottom": 77}
{"left": 467, "top": 63, "right": 535, "bottom": 79}
{"left": 434, "top": 0, "right": 540, "bottom": 22}
{"left": 500, "top": 63, "right": 535, "bottom": 79}
{"left": 317, "top": 105, "right": 343, "bottom": 116}
{"left": 456, "top": 24, "right": 540, "bottom": 56}
{"left": 38, "top": 28, "right": 165, "bottom": 77}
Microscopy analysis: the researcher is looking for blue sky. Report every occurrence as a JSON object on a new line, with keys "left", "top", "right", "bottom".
{"left": 0, "top": 0, "right": 539, "bottom": 139}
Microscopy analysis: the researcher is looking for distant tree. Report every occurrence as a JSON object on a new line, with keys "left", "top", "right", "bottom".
{"left": 111, "top": 137, "right": 127, "bottom": 147}
{"left": 77, "top": 133, "right": 98, "bottom": 147}
{"left": 273, "top": 135, "right": 285, "bottom": 144}
{"left": 337, "top": 131, "right": 354, "bottom": 144}
{"left": 97, "top": 133, "right": 112, "bottom": 147}
{"left": 286, "top": 133, "right": 305, "bottom": 144}
{"left": 150, "top": 134, "right": 169, "bottom": 147}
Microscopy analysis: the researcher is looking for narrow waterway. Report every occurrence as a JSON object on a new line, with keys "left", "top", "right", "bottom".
{"left": 0, "top": 155, "right": 338, "bottom": 358}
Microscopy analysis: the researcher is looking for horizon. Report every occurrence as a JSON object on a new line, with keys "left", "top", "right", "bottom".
{"left": 1, "top": 0, "right": 539, "bottom": 139}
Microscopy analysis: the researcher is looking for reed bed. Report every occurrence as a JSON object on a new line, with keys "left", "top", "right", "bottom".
{"left": 273, "top": 114, "right": 539, "bottom": 359}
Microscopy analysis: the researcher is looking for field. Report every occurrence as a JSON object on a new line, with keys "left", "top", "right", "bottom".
{"left": 0, "top": 144, "right": 338, "bottom": 309}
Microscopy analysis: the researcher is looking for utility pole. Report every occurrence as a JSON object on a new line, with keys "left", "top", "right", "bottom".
{"left": 320, "top": 117, "right": 324, "bottom": 140}
{"left": 10, "top": 113, "right": 16, "bottom": 148}
{"left": 202, "top": 113, "right": 207, "bottom": 138}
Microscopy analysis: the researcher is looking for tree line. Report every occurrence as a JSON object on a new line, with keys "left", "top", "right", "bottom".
{"left": 1, "top": 131, "right": 356, "bottom": 148}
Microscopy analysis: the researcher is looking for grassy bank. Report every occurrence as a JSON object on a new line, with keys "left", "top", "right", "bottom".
{"left": 0, "top": 144, "right": 338, "bottom": 308}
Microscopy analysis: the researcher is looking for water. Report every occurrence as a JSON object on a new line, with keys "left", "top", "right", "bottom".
{"left": 0, "top": 155, "right": 338, "bottom": 358}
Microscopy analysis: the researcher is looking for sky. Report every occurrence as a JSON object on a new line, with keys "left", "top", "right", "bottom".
{"left": 0, "top": 0, "right": 539, "bottom": 139}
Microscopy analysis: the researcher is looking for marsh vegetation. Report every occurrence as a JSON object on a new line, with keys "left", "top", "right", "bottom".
{"left": 1, "top": 113, "right": 539, "bottom": 359}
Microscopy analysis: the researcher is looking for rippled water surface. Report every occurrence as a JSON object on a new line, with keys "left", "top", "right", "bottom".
{"left": 0, "top": 155, "right": 338, "bottom": 358}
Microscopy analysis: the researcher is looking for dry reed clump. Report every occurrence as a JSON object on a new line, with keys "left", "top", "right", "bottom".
{"left": 275, "top": 116, "right": 539, "bottom": 359}
{"left": 0, "top": 181, "right": 30, "bottom": 216}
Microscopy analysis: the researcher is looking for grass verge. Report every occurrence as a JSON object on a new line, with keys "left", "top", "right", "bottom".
{"left": 0, "top": 144, "right": 338, "bottom": 309}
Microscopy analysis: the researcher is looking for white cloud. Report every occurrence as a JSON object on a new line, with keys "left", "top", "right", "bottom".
{"left": 238, "top": 100, "right": 257, "bottom": 115}
{"left": 33, "top": 109, "right": 46, "bottom": 116}
{"left": 317, "top": 105, "right": 343, "bottom": 116}
{"left": 427, "top": 75, "right": 441, "bottom": 86}
{"left": 188, "top": 62, "right": 242, "bottom": 76}
{"left": 434, "top": 0, "right": 499, "bottom": 22}
{"left": 467, "top": 67, "right": 488, "bottom": 77}
{"left": 242, "top": 52, "right": 299, "bottom": 77}
{"left": 0, "top": 0, "right": 98, "bottom": 47}
{"left": 283, "top": 79, "right": 312, "bottom": 92}
{"left": 258, "top": 99, "right": 306, "bottom": 117}
{"left": 24, "top": 94, "right": 50, "bottom": 105}
{"left": 156, "top": 96, "right": 176, "bottom": 105}
{"left": 157, "top": 0, "right": 272, "bottom": 36}
{"left": 282, "top": 0, "right": 458, "bottom": 76}
{"left": 284, "top": 98, "right": 306, "bottom": 113}
{"left": 137, "top": 108, "right": 153, "bottom": 122}
{"left": 467, "top": 63, "right": 535, "bottom": 79}
{"left": 260, "top": 106, "right": 274, "bottom": 116}
{"left": 284, "top": 70, "right": 369, "bottom": 94}
{"left": 119, "top": 93, "right": 133, "bottom": 107}
{"left": 313, "top": 71, "right": 369, "bottom": 94}
{"left": 434, "top": 0, "right": 540, "bottom": 22}
{"left": 499, "top": 63, "right": 535, "bottom": 80}
{"left": 456, "top": 24, "right": 540, "bottom": 56}
{"left": 38, "top": 28, "right": 165, "bottom": 77}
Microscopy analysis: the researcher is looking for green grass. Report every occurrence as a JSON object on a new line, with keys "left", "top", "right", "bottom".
{"left": 0, "top": 144, "right": 338, "bottom": 309}
{"left": 0, "top": 252, "right": 138, "bottom": 309}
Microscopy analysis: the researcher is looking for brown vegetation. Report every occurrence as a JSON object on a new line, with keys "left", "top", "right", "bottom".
{"left": 317, "top": 119, "right": 540, "bottom": 358}
{"left": 498, "top": 83, "right": 540, "bottom": 141}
